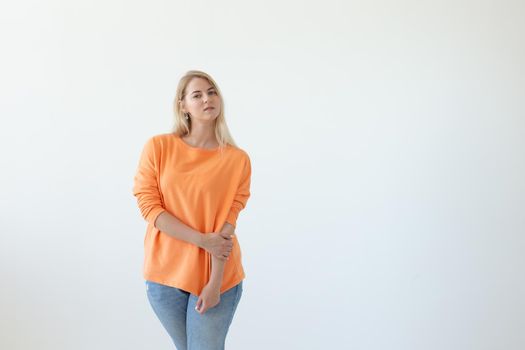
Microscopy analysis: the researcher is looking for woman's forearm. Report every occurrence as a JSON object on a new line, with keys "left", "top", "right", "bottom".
{"left": 209, "top": 222, "right": 235, "bottom": 288}
{"left": 154, "top": 211, "right": 203, "bottom": 247}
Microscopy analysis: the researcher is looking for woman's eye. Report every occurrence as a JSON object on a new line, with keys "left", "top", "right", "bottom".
{"left": 192, "top": 95, "right": 200, "bottom": 99}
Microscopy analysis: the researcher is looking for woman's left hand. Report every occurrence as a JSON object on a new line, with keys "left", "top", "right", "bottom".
{"left": 195, "top": 283, "right": 221, "bottom": 314}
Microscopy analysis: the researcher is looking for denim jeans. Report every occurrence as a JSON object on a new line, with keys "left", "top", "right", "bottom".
{"left": 145, "top": 280, "right": 243, "bottom": 350}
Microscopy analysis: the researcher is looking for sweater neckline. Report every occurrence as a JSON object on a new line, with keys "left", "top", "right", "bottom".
{"left": 174, "top": 134, "right": 221, "bottom": 153}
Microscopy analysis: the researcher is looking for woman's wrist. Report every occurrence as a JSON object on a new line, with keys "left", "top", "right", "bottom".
{"left": 195, "top": 232, "right": 205, "bottom": 249}
{"left": 209, "top": 253, "right": 225, "bottom": 289}
{"left": 207, "top": 278, "right": 221, "bottom": 290}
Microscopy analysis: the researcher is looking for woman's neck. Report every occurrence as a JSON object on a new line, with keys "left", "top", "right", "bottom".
{"left": 182, "top": 128, "right": 218, "bottom": 149}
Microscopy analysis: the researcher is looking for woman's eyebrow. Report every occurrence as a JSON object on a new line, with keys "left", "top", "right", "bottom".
{"left": 191, "top": 87, "right": 215, "bottom": 94}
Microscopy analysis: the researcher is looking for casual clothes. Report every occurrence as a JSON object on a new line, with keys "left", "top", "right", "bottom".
{"left": 133, "top": 133, "right": 251, "bottom": 296}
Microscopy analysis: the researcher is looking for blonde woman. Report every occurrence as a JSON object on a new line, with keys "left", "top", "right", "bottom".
{"left": 132, "top": 70, "right": 251, "bottom": 349}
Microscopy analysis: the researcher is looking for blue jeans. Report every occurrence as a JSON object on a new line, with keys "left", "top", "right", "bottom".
{"left": 145, "top": 280, "right": 243, "bottom": 350}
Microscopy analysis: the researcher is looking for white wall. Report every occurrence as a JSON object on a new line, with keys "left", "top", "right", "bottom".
{"left": 1, "top": 0, "right": 524, "bottom": 349}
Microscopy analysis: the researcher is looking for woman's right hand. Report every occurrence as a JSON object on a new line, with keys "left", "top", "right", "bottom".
{"left": 201, "top": 232, "right": 234, "bottom": 260}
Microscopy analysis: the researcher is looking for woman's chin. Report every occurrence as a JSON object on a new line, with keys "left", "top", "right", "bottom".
{"left": 194, "top": 115, "right": 219, "bottom": 122}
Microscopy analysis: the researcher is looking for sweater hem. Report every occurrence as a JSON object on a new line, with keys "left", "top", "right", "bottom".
{"left": 143, "top": 271, "right": 245, "bottom": 296}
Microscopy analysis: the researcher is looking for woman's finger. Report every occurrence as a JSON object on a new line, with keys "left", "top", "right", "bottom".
{"left": 199, "top": 298, "right": 207, "bottom": 314}
{"left": 199, "top": 304, "right": 207, "bottom": 314}
{"left": 195, "top": 297, "right": 203, "bottom": 312}
{"left": 220, "top": 232, "right": 233, "bottom": 240}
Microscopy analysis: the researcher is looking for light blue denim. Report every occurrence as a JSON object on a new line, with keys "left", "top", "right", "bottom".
{"left": 145, "top": 279, "right": 243, "bottom": 350}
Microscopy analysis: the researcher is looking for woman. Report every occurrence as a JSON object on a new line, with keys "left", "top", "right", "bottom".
{"left": 132, "top": 70, "right": 251, "bottom": 350}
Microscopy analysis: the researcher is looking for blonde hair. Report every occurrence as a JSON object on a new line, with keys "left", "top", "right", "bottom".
{"left": 172, "top": 70, "right": 237, "bottom": 150}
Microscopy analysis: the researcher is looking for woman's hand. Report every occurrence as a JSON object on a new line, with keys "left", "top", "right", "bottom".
{"left": 200, "top": 232, "right": 233, "bottom": 260}
{"left": 195, "top": 283, "right": 221, "bottom": 315}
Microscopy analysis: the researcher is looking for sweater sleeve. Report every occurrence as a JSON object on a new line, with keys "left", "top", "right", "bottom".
{"left": 132, "top": 137, "right": 166, "bottom": 226}
{"left": 225, "top": 154, "right": 251, "bottom": 228}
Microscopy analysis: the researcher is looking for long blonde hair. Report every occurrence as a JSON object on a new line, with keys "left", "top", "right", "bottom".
{"left": 172, "top": 70, "right": 237, "bottom": 150}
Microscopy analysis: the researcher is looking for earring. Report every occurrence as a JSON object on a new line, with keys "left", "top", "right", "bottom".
{"left": 185, "top": 113, "right": 190, "bottom": 120}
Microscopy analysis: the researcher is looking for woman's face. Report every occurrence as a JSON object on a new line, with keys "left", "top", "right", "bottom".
{"left": 180, "top": 77, "right": 221, "bottom": 122}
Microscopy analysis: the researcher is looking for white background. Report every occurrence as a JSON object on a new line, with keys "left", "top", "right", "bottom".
{"left": 1, "top": 0, "right": 524, "bottom": 349}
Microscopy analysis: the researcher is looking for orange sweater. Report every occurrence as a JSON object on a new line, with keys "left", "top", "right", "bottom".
{"left": 132, "top": 133, "right": 251, "bottom": 295}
